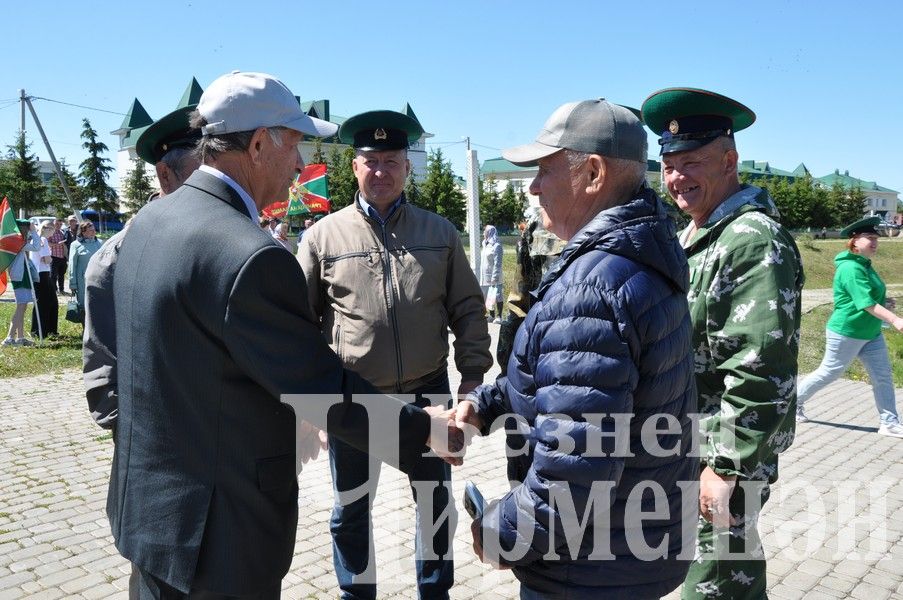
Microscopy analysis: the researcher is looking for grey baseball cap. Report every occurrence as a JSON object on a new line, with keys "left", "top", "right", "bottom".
{"left": 197, "top": 71, "right": 338, "bottom": 138}
{"left": 503, "top": 99, "right": 646, "bottom": 166}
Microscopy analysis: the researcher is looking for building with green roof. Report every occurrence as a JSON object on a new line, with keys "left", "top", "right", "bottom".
{"left": 816, "top": 169, "right": 898, "bottom": 221}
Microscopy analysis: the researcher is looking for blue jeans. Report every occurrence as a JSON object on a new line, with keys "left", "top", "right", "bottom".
{"left": 328, "top": 373, "right": 455, "bottom": 600}
{"left": 797, "top": 329, "right": 900, "bottom": 425}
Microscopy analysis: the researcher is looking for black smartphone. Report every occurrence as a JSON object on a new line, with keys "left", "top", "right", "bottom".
{"left": 464, "top": 481, "right": 485, "bottom": 520}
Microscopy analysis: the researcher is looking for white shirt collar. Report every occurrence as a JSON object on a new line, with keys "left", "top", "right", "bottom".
{"left": 199, "top": 164, "right": 258, "bottom": 220}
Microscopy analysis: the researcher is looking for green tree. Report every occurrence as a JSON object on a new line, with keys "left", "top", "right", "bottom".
{"left": 404, "top": 166, "right": 422, "bottom": 206}
{"left": 420, "top": 148, "right": 465, "bottom": 229}
{"left": 834, "top": 185, "right": 867, "bottom": 226}
{"left": 310, "top": 137, "right": 327, "bottom": 164}
{"left": 828, "top": 181, "right": 865, "bottom": 227}
{"left": 122, "top": 158, "right": 156, "bottom": 215}
{"left": 479, "top": 174, "right": 501, "bottom": 228}
{"left": 79, "top": 118, "right": 118, "bottom": 214}
{"left": 808, "top": 180, "right": 834, "bottom": 229}
{"left": 496, "top": 184, "right": 527, "bottom": 231}
{"left": 326, "top": 145, "right": 358, "bottom": 211}
{"left": 45, "top": 160, "right": 84, "bottom": 216}
{"left": 0, "top": 130, "right": 46, "bottom": 214}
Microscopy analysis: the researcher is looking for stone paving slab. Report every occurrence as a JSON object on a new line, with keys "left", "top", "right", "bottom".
{"left": 1, "top": 325, "right": 902, "bottom": 598}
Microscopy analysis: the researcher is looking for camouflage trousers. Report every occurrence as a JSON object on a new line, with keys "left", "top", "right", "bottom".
{"left": 682, "top": 480, "right": 771, "bottom": 599}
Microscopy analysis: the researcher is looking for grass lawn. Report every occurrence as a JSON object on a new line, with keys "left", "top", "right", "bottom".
{"left": 796, "top": 237, "right": 903, "bottom": 289}
{"left": 0, "top": 301, "right": 84, "bottom": 379}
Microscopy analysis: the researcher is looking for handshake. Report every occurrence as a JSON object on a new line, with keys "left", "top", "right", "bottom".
{"left": 423, "top": 398, "right": 483, "bottom": 467}
{"left": 293, "top": 394, "right": 485, "bottom": 469}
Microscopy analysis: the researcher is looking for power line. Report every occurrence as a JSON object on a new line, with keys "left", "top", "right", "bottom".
{"left": 472, "top": 143, "right": 502, "bottom": 151}
{"left": 30, "top": 96, "right": 128, "bottom": 117}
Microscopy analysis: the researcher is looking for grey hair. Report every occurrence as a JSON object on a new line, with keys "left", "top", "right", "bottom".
{"left": 159, "top": 147, "right": 196, "bottom": 181}
{"left": 564, "top": 149, "right": 647, "bottom": 200}
{"left": 189, "top": 110, "right": 288, "bottom": 162}
{"left": 713, "top": 135, "right": 736, "bottom": 152}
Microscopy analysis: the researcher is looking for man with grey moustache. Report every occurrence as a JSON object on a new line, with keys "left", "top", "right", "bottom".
{"left": 457, "top": 99, "right": 697, "bottom": 599}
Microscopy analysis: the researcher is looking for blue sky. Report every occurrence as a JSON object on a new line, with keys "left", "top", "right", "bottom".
{"left": 2, "top": 0, "right": 902, "bottom": 197}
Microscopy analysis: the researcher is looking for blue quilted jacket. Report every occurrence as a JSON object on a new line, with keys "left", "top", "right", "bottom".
{"left": 473, "top": 187, "right": 697, "bottom": 599}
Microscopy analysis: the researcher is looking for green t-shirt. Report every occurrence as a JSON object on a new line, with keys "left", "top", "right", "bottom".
{"left": 827, "top": 251, "right": 885, "bottom": 340}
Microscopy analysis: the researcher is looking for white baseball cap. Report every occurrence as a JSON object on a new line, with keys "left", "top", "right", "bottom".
{"left": 197, "top": 71, "right": 338, "bottom": 138}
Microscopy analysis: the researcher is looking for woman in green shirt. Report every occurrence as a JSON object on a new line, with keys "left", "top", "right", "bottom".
{"left": 796, "top": 217, "right": 903, "bottom": 437}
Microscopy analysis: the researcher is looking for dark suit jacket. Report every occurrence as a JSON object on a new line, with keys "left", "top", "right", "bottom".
{"left": 111, "top": 170, "right": 431, "bottom": 595}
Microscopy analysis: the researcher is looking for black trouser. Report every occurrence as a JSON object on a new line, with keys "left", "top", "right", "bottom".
{"left": 133, "top": 566, "right": 281, "bottom": 600}
{"left": 31, "top": 271, "right": 58, "bottom": 336}
{"left": 50, "top": 256, "right": 67, "bottom": 293}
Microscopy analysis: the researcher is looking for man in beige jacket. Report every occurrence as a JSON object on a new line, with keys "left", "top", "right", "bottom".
{"left": 297, "top": 109, "right": 491, "bottom": 600}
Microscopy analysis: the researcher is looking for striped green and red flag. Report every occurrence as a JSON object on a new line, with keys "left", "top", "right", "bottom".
{"left": 0, "top": 197, "right": 26, "bottom": 295}
{"left": 261, "top": 164, "right": 331, "bottom": 218}
{"left": 288, "top": 164, "right": 330, "bottom": 214}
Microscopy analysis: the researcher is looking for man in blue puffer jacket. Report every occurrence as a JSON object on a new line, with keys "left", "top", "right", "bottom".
{"left": 457, "top": 99, "right": 698, "bottom": 600}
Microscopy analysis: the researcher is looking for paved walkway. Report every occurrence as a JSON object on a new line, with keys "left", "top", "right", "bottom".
{"left": 1, "top": 326, "right": 902, "bottom": 599}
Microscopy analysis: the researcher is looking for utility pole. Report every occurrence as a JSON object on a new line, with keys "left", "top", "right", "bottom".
{"left": 21, "top": 91, "right": 81, "bottom": 222}
{"left": 19, "top": 89, "right": 25, "bottom": 133}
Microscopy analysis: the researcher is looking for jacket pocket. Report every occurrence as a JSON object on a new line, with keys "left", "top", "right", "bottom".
{"left": 256, "top": 453, "right": 297, "bottom": 504}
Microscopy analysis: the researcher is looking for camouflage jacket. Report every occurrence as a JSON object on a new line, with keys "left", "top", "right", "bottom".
{"left": 496, "top": 219, "right": 566, "bottom": 367}
{"left": 681, "top": 185, "right": 804, "bottom": 483}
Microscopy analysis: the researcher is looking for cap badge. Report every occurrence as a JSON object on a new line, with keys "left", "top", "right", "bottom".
{"left": 374, "top": 128, "right": 387, "bottom": 140}
{"left": 668, "top": 120, "right": 679, "bottom": 134}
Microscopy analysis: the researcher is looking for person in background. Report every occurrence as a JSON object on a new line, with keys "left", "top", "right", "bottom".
{"left": 273, "top": 222, "right": 293, "bottom": 252}
{"left": 3, "top": 220, "right": 41, "bottom": 346}
{"left": 48, "top": 218, "right": 68, "bottom": 294}
{"left": 298, "top": 216, "right": 315, "bottom": 241}
{"left": 63, "top": 215, "right": 79, "bottom": 292}
{"left": 796, "top": 216, "right": 903, "bottom": 437}
{"left": 479, "top": 224, "right": 504, "bottom": 324}
{"left": 68, "top": 221, "right": 102, "bottom": 320}
{"left": 30, "top": 221, "right": 58, "bottom": 337}
{"left": 495, "top": 213, "right": 565, "bottom": 368}
{"left": 259, "top": 216, "right": 271, "bottom": 230}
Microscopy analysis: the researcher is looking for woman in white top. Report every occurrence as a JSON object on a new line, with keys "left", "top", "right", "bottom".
{"left": 30, "top": 221, "right": 58, "bottom": 337}
{"left": 479, "top": 224, "right": 504, "bottom": 323}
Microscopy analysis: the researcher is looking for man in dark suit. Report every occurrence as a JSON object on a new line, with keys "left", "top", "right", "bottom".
{"left": 111, "top": 71, "right": 462, "bottom": 600}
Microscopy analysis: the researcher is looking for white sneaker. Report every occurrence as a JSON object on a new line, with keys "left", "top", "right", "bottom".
{"left": 795, "top": 409, "right": 809, "bottom": 424}
{"left": 878, "top": 423, "right": 903, "bottom": 438}
{"left": 1, "top": 337, "right": 19, "bottom": 346}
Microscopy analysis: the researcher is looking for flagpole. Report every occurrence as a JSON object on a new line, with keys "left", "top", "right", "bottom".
{"left": 27, "top": 263, "right": 44, "bottom": 344}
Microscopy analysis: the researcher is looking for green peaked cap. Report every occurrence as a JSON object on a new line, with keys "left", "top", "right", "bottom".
{"left": 840, "top": 216, "right": 882, "bottom": 238}
{"left": 338, "top": 110, "right": 423, "bottom": 150}
{"left": 135, "top": 105, "right": 200, "bottom": 164}
{"left": 641, "top": 87, "right": 755, "bottom": 154}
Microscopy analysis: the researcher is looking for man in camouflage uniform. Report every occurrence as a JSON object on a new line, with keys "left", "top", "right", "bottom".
{"left": 495, "top": 212, "right": 566, "bottom": 368}
{"left": 642, "top": 88, "right": 804, "bottom": 599}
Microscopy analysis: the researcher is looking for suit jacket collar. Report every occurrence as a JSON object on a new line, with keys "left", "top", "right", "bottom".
{"left": 182, "top": 169, "right": 256, "bottom": 220}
